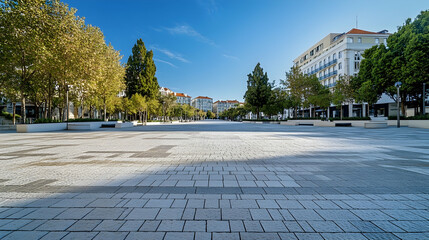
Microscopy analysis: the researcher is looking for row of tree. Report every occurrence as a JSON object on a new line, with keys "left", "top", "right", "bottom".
{"left": 0, "top": 0, "right": 124, "bottom": 123}
{"left": 244, "top": 10, "right": 428, "bottom": 119}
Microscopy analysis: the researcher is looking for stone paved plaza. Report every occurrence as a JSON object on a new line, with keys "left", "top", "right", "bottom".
{"left": 0, "top": 120, "right": 428, "bottom": 240}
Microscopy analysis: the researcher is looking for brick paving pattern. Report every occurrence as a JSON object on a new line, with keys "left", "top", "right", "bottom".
{"left": 0, "top": 120, "right": 428, "bottom": 239}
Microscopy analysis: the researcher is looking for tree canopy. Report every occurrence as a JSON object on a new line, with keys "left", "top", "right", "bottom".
{"left": 244, "top": 63, "right": 272, "bottom": 119}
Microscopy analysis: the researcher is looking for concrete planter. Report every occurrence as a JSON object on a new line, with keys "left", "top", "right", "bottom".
{"left": 115, "top": 122, "right": 134, "bottom": 128}
{"left": 408, "top": 120, "right": 429, "bottom": 129}
{"left": 314, "top": 121, "right": 335, "bottom": 127}
{"left": 16, "top": 123, "right": 67, "bottom": 133}
{"left": 387, "top": 120, "right": 409, "bottom": 127}
{"left": 280, "top": 121, "right": 298, "bottom": 126}
{"left": 68, "top": 121, "right": 108, "bottom": 130}
{"left": 333, "top": 120, "right": 370, "bottom": 127}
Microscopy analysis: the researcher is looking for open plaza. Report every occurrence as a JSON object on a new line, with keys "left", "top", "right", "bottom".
{"left": 0, "top": 121, "right": 428, "bottom": 239}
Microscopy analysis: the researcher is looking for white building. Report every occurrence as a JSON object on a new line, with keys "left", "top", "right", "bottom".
{"left": 174, "top": 92, "right": 192, "bottom": 105}
{"left": 294, "top": 28, "right": 391, "bottom": 117}
{"left": 213, "top": 100, "right": 240, "bottom": 117}
{"left": 159, "top": 87, "right": 173, "bottom": 96}
{"left": 191, "top": 96, "right": 213, "bottom": 112}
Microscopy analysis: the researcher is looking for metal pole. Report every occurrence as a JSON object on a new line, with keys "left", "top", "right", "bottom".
{"left": 66, "top": 86, "right": 69, "bottom": 129}
{"left": 423, "top": 83, "right": 426, "bottom": 115}
{"left": 397, "top": 86, "right": 400, "bottom": 128}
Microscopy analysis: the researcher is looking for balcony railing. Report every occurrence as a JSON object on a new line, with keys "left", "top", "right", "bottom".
{"left": 318, "top": 70, "right": 338, "bottom": 81}
{"left": 308, "top": 59, "right": 337, "bottom": 75}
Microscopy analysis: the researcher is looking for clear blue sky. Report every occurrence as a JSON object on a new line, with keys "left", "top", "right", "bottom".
{"left": 65, "top": 0, "right": 427, "bottom": 101}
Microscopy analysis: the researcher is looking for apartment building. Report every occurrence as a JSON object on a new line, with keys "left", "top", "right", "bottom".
{"left": 294, "top": 28, "right": 391, "bottom": 117}
{"left": 213, "top": 100, "right": 240, "bottom": 116}
{"left": 191, "top": 96, "right": 213, "bottom": 112}
{"left": 174, "top": 92, "right": 192, "bottom": 105}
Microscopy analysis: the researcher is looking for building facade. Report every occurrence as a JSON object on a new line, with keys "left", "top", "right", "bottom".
{"left": 294, "top": 28, "right": 391, "bottom": 117}
{"left": 174, "top": 93, "right": 192, "bottom": 105}
{"left": 213, "top": 100, "right": 240, "bottom": 116}
{"left": 192, "top": 96, "right": 213, "bottom": 112}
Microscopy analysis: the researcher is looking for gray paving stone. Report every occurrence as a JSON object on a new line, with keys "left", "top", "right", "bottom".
{"left": 51, "top": 199, "right": 94, "bottom": 208}
{"left": 278, "top": 233, "right": 299, "bottom": 240}
{"left": 261, "top": 220, "right": 288, "bottom": 232}
{"left": 213, "top": 232, "right": 239, "bottom": 240}
{"left": 222, "top": 208, "right": 252, "bottom": 220}
{"left": 118, "top": 220, "right": 144, "bottom": 231}
{"left": 240, "top": 232, "right": 281, "bottom": 240}
{"left": 393, "top": 233, "right": 429, "bottom": 240}
{"left": 382, "top": 209, "right": 425, "bottom": 220}
{"left": 289, "top": 210, "right": 323, "bottom": 221}
{"left": 145, "top": 199, "right": 173, "bottom": 208}
{"left": 207, "top": 220, "right": 230, "bottom": 232}
{"left": 195, "top": 232, "right": 211, "bottom": 240}
{"left": 277, "top": 200, "right": 304, "bottom": 209}
{"left": 156, "top": 208, "right": 183, "bottom": 220}
{"left": 67, "top": 219, "right": 100, "bottom": 231}
{"left": 22, "top": 208, "right": 66, "bottom": 219}
{"left": 0, "top": 220, "right": 32, "bottom": 230}
{"left": 157, "top": 220, "right": 184, "bottom": 231}
{"left": 244, "top": 220, "right": 264, "bottom": 232}
{"left": 307, "top": 221, "right": 343, "bottom": 233}
{"left": 362, "top": 233, "right": 400, "bottom": 240}
{"left": 125, "top": 232, "right": 165, "bottom": 240}
{"left": 62, "top": 232, "right": 98, "bottom": 240}
{"left": 230, "top": 200, "right": 258, "bottom": 208}
{"left": 351, "top": 210, "right": 394, "bottom": 220}
{"left": 39, "top": 232, "right": 68, "bottom": 240}
{"left": 2, "top": 231, "right": 47, "bottom": 240}
{"left": 390, "top": 220, "right": 429, "bottom": 232}
{"left": 184, "top": 220, "right": 206, "bottom": 231}
{"left": 321, "top": 233, "right": 367, "bottom": 240}
{"left": 139, "top": 220, "right": 161, "bottom": 231}
{"left": 94, "top": 232, "right": 128, "bottom": 240}
{"left": 54, "top": 208, "right": 93, "bottom": 219}
{"left": 83, "top": 208, "right": 125, "bottom": 220}
{"left": 93, "top": 220, "right": 124, "bottom": 231}
{"left": 195, "top": 209, "right": 221, "bottom": 220}
{"left": 164, "top": 232, "right": 194, "bottom": 240}
{"left": 294, "top": 233, "right": 323, "bottom": 240}
{"left": 250, "top": 209, "right": 272, "bottom": 220}
{"left": 229, "top": 220, "right": 245, "bottom": 232}
{"left": 315, "top": 210, "right": 360, "bottom": 221}
{"left": 37, "top": 220, "right": 76, "bottom": 231}
{"left": 283, "top": 221, "right": 303, "bottom": 232}
{"left": 125, "top": 208, "right": 159, "bottom": 220}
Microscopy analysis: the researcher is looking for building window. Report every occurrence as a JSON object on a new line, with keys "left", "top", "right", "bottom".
{"left": 347, "top": 37, "right": 353, "bottom": 43}
{"left": 375, "top": 38, "right": 379, "bottom": 44}
{"left": 338, "top": 51, "right": 342, "bottom": 59}
{"left": 358, "top": 37, "right": 362, "bottom": 43}
{"left": 338, "top": 62, "right": 342, "bottom": 70}
{"left": 383, "top": 38, "right": 387, "bottom": 45}
{"left": 333, "top": 53, "right": 336, "bottom": 60}
{"left": 328, "top": 56, "right": 331, "bottom": 62}
{"left": 319, "top": 62, "right": 322, "bottom": 68}
{"left": 310, "top": 50, "right": 314, "bottom": 56}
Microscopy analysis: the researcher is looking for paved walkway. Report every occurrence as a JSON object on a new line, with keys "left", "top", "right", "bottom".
{"left": 0, "top": 120, "right": 428, "bottom": 239}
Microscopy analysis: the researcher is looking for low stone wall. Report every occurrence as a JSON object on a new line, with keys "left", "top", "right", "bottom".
{"left": 68, "top": 121, "right": 108, "bottom": 130}
{"left": 314, "top": 121, "right": 335, "bottom": 127}
{"left": 387, "top": 120, "right": 409, "bottom": 127}
{"left": 16, "top": 123, "right": 67, "bottom": 133}
{"left": 115, "top": 122, "right": 134, "bottom": 128}
{"left": 408, "top": 120, "right": 429, "bottom": 129}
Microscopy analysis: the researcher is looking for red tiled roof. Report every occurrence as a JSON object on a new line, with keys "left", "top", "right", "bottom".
{"left": 346, "top": 28, "right": 378, "bottom": 35}
{"left": 195, "top": 96, "right": 212, "bottom": 99}
{"left": 175, "top": 93, "right": 186, "bottom": 97}
{"left": 227, "top": 100, "right": 239, "bottom": 103}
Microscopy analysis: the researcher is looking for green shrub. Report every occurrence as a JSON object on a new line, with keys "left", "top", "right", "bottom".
{"left": 0, "top": 111, "right": 20, "bottom": 120}
{"left": 388, "top": 115, "right": 429, "bottom": 120}
{"left": 67, "top": 118, "right": 103, "bottom": 122}
{"left": 329, "top": 117, "right": 371, "bottom": 121}
{"left": 34, "top": 118, "right": 62, "bottom": 124}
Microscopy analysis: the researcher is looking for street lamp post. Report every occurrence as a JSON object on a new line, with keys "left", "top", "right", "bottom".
{"left": 395, "top": 82, "right": 402, "bottom": 128}
{"left": 423, "top": 83, "right": 426, "bottom": 115}
{"left": 66, "top": 85, "right": 70, "bottom": 130}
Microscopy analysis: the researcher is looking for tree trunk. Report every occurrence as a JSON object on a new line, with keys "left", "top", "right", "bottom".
{"left": 21, "top": 96, "right": 26, "bottom": 124}
{"left": 12, "top": 102, "right": 16, "bottom": 125}
{"left": 401, "top": 101, "right": 406, "bottom": 116}
{"left": 103, "top": 100, "right": 107, "bottom": 121}
{"left": 340, "top": 104, "right": 343, "bottom": 120}
{"left": 256, "top": 107, "right": 260, "bottom": 120}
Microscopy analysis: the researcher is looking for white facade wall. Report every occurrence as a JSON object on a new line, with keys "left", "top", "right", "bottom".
{"left": 192, "top": 98, "right": 213, "bottom": 112}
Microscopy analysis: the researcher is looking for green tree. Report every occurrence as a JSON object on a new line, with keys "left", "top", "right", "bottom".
{"left": 206, "top": 110, "right": 215, "bottom": 119}
{"left": 159, "top": 94, "right": 177, "bottom": 122}
{"left": 332, "top": 75, "right": 355, "bottom": 120}
{"left": 125, "top": 39, "right": 159, "bottom": 99}
{"left": 244, "top": 63, "right": 272, "bottom": 119}
{"left": 357, "top": 10, "right": 429, "bottom": 115}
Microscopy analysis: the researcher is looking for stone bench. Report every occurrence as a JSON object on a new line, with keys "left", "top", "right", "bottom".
{"left": 115, "top": 122, "right": 134, "bottom": 128}
{"left": 364, "top": 122, "right": 388, "bottom": 129}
